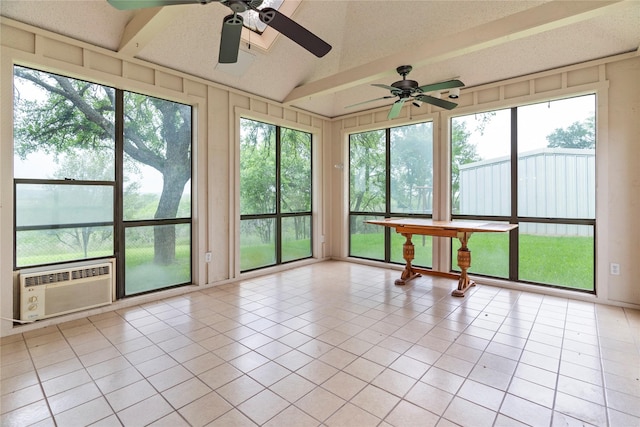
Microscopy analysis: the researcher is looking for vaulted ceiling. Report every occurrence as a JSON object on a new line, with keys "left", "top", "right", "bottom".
{"left": 2, "top": 0, "right": 639, "bottom": 118}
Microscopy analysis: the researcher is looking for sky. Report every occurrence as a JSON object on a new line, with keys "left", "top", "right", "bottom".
{"left": 456, "top": 94, "right": 596, "bottom": 160}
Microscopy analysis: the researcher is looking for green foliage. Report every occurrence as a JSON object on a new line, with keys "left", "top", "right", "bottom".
{"left": 546, "top": 115, "right": 595, "bottom": 149}
{"left": 451, "top": 120, "right": 481, "bottom": 211}
{"left": 390, "top": 123, "right": 433, "bottom": 212}
{"left": 13, "top": 66, "right": 192, "bottom": 267}
{"left": 349, "top": 130, "right": 386, "bottom": 213}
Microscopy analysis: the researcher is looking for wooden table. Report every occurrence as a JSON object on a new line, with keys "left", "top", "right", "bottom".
{"left": 366, "top": 218, "right": 518, "bottom": 297}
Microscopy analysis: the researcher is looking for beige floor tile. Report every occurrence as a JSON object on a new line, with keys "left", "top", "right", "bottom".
{"left": 384, "top": 400, "right": 440, "bottom": 427}
{"left": 405, "top": 381, "right": 454, "bottom": 416}
{"left": 0, "top": 383, "right": 43, "bottom": 414}
{"left": 295, "top": 386, "right": 345, "bottom": 422}
{"left": 322, "top": 371, "right": 367, "bottom": 401}
{"left": 296, "top": 359, "right": 339, "bottom": 385}
{"left": 54, "top": 396, "right": 114, "bottom": 426}
{"left": 94, "top": 366, "right": 144, "bottom": 394}
{"left": 371, "top": 368, "right": 417, "bottom": 398}
{"left": 105, "top": 379, "right": 157, "bottom": 412}
{"left": 263, "top": 404, "right": 319, "bottom": 427}
{"left": 2, "top": 262, "right": 639, "bottom": 427}
{"left": 351, "top": 384, "right": 400, "bottom": 420}
{"left": 48, "top": 382, "right": 101, "bottom": 415}
{"left": 499, "top": 393, "right": 552, "bottom": 426}
{"left": 162, "top": 377, "right": 212, "bottom": 409}
{"left": 270, "top": 373, "right": 316, "bottom": 403}
{"left": 325, "top": 402, "right": 381, "bottom": 426}
{"left": 216, "top": 375, "right": 265, "bottom": 406}
{"left": 237, "top": 389, "right": 289, "bottom": 425}
{"left": 0, "top": 399, "right": 52, "bottom": 426}
{"left": 443, "top": 396, "right": 497, "bottom": 427}
{"left": 117, "top": 394, "right": 174, "bottom": 426}
{"left": 507, "top": 376, "right": 554, "bottom": 409}
{"left": 178, "top": 391, "right": 233, "bottom": 426}
{"left": 199, "top": 363, "right": 243, "bottom": 389}
{"left": 206, "top": 408, "right": 258, "bottom": 426}
{"left": 41, "top": 368, "right": 92, "bottom": 397}
{"left": 247, "top": 360, "right": 291, "bottom": 387}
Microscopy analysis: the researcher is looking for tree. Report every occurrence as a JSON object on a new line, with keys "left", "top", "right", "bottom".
{"left": 546, "top": 115, "right": 595, "bottom": 149}
{"left": 349, "top": 130, "right": 386, "bottom": 213}
{"left": 13, "top": 66, "right": 191, "bottom": 265}
{"left": 239, "top": 119, "right": 276, "bottom": 244}
{"left": 451, "top": 120, "right": 481, "bottom": 212}
{"left": 390, "top": 123, "right": 433, "bottom": 212}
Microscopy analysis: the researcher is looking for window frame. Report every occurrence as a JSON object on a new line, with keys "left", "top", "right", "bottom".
{"left": 238, "top": 118, "right": 314, "bottom": 273}
{"left": 449, "top": 95, "right": 597, "bottom": 293}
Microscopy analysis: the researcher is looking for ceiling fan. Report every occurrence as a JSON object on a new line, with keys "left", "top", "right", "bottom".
{"left": 107, "top": 0, "right": 332, "bottom": 64}
{"left": 346, "top": 65, "right": 464, "bottom": 119}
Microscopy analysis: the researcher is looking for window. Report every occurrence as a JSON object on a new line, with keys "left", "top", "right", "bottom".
{"left": 121, "top": 93, "right": 192, "bottom": 295}
{"left": 451, "top": 95, "right": 596, "bottom": 291}
{"left": 13, "top": 66, "right": 193, "bottom": 297}
{"left": 239, "top": 118, "right": 312, "bottom": 271}
{"left": 14, "top": 67, "right": 116, "bottom": 267}
{"left": 349, "top": 122, "right": 434, "bottom": 267}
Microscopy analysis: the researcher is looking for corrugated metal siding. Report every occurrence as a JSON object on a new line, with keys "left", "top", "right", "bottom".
{"left": 460, "top": 148, "right": 595, "bottom": 235}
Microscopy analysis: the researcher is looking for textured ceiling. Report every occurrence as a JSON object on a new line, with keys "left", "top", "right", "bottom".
{"left": 1, "top": 0, "right": 639, "bottom": 118}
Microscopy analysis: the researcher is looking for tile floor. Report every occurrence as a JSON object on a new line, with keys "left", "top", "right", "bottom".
{"left": 1, "top": 261, "right": 639, "bottom": 426}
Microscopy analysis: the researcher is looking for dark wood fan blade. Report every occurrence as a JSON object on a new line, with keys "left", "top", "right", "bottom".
{"left": 415, "top": 94, "right": 458, "bottom": 110}
{"left": 258, "top": 7, "right": 331, "bottom": 58}
{"left": 218, "top": 14, "right": 243, "bottom": 64}
{"left": 345, "top": 95, "right": 396, "bottom": 109}
{"left": 388, "top": 99, "right": 405, "bottom": 119}
{"left": 107, "top": 0, "right": 200, "bottom": 10}
{"left": 417, "top": 79, "right": 464, "bottom": 93}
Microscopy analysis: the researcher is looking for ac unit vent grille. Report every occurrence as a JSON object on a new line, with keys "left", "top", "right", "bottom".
{"left": 71, "top": 265, "right": 110, "bottom": 280}
{"left": 24, "top": 272, "right": 70, "bottom": 287}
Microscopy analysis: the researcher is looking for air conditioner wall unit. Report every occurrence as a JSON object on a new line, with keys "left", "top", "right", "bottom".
{"left": 20, "top": 259, "right": 114, "bottom": 322}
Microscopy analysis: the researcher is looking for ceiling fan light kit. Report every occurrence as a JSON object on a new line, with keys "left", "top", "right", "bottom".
{"left": 346, "top": 65, "right": 465, "bottom": 120}
{"left": 107, "top": 0, "right": 331, "bottom": 65}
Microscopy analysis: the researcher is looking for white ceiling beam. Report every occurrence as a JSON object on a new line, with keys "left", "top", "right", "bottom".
{"left": 283, "top": 0, "right": 628, "bottom": 105}
{"left": 118, "top": 5, "right": 190, "bottom": 56}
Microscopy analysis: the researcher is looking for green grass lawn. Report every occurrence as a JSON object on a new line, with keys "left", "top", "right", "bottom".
{"left": 351, "top": 232, "right": 594, "bottom": 291}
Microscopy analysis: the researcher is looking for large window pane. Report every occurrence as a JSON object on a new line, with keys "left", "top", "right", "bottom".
{"left": 13, "top": 66, "right": 115, "bottom": 181}
{"left": 350, "top": 215, "right": 385, "bottom": 260}
{"left": 350, "top": 130, "right": 386, "bottom": 213}
{"left": 240, "top": 218, "right": 276, "bottom": 270}
{"left": 13, "top": 66, "right": 116, "bottom": 269}
{"left": 519, "top": 223, "right": 594, "bottom": 290}
{"left": 239, "top": 119, "right": 313, "bottom": 272}
{"left": 452, "top": 109, "right": 511, "bottom": 215}
{"left": 282, "top": 216, "right": 311, "bottom": 262}
{"left": 240, "top": 119, "right": 276, "bottom": 216}
{"left": 281, "top": 128, "right": 311, "bottom": 213}
{"left": 16, "top": 183, "right": 113, "bottom": 227}
{"left": 450, "top": 223, "right": 510, "bottom": 279}
{"left": 390, "top": 122, "right": 433, "bottom": 214}
{"left": 17, "top": 227, "right": 113, "bottom": 267}
{"left": 123, "top": 93, "right": 192, "bottom": 221}
{"left": 125, "top": 224, "right": 191, "bottom": 295}
{"left": 517, "top": 95, "right": 595, "bottom": 219}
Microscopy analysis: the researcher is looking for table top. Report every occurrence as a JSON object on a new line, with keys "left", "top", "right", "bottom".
{"left": 365, "top": 218, "right": 518, "bottom": 233}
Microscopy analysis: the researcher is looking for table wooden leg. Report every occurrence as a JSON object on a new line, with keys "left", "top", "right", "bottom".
{"left": 452, "top": 231, "right": 475, "bottom": 297}
{"left": 395, "top": 233, "right": 421, "bottom": 285}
